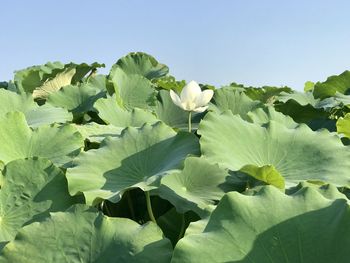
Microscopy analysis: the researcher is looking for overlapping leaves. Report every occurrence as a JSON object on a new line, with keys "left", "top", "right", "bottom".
{"left": 1, "top": 52, "right": 350, "bottom": 262}
{"left": 0, "top": 112, "right": 83, "bottom": 166}
{"left": 66, "top": 122, "right": 200, "bottom": 204}
{"left": 0, "top": 89, "right": 72, "bottom": 127}
{"left": 14, "top": 61, "right": 104, "bottom": 96}
{"left": 198, "top": 110, "right": 350, "bottom": 186}
{"left": 0, "top": 205, "right": 172, "bottom": 263}
{"left": 0, "top": 159, "right": 81, "bottom": 246}
{"left": 172, "top": 185, "right": 350, "bottom": 263}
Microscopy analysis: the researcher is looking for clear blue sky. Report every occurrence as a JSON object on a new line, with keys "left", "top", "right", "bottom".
{"left": 1, "top": 0, "right": 350, "bottom": 90}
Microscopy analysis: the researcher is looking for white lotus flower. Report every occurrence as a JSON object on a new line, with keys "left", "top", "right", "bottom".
{"left": 169, "top": 81, "right": 214, "bottom": 113}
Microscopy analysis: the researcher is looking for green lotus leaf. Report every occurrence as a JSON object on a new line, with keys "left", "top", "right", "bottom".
{"left": 275, "top": 99, "right": 328, "bottom": 124}
{"left": 274, "top": 91, "right": 343, "bottom": 130}
{"left": 111, "top": 52, "right": 169, "bottom": 80}
{"left": 24, "top": 104, "right": 73, "bottom": 127}
{"left": 158, "top": 157, "right": 228, "bottom": 217}
{"left": 47, "top": 83, "right": 106, "bottom": 115}
{"left": 94, "top": 94, "right": 158, "bottom": 127}
{"left": 332, "top": 92, "right": 350, "bottom": 107}
{"left": 243, "top": 85, "right": 292, "bottom": 103}
{"left": 0, "top": 205, "right": 172, "bottom": 263}
{"left": 184, "top": 182, "right": 348, "bottom": 238}
{"left": 183, "top": 218, "right": 208, "bottom": 237}
{"left": 154, "top": 90, "right": 201, "bottom": 130}
{"left": 209, "top": 87, "right": 261, "bottom": 118}
{"left": 276, "top": 91, "right": 319, "bottom": 106}
{"left": 198, "top": 111, "right": 350, "bottom": 186}
{"left": 155, "top": 76, "right": 186, "bottom": 93}
{"left": 318, "top": 92, "right": 350, "bottom": 109}
{"left": 0, "top": 112, "right": 84, "bottom": 166}
{"left": 69, "top": 62, "right": 105, "bottom": 84}
{"left": 0, "top": 158, "right": 82, "bottom": 245}
{"left": 246, "top": 106, "right": 298, "bottom": 128}
{"left": 14, "top": 62, "right": 65, "bottom": 93}
{"left": 66, "top": 122, "right": 200, "bottom": 204}
{"left": 337, "top": 113, "right": 350, "bottom": 138}
{"left": 313, "top": 70, "right": 350, "bottom": 99}
{"left": 14, "top": 61, "right": 104, "bottom": 94}
{"left": 109, "top": 70, "right": 157, "bottom": 110}
{"left": 0, "top": 89, "right": 72, "bottom": 127}
{"left": 74, "top": 123, "right": 123, "bottom": 143}
{"left": 240, "top": 164, "right": 285, "bottom": 190}
{"left": 108, "top": 52, "right": 168, "bottom": 110}
{"left": 87, "top": 74, "right": 109, "bottom": 90}
{"left": 172, "top": 185, "right": 350, "bottom": 263}
{"left": 286, "top": 182, "right": 349, "bottom": 200}
{"left": 32, "top": 67, "right": 76, "bottom": 99}
{"left": 304, "top": 81, "right": 315, "bottom": 92}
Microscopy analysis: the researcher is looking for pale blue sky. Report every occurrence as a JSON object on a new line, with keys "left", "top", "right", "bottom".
{"left": 1, "top": 0, "right": 350, "bottom": 90}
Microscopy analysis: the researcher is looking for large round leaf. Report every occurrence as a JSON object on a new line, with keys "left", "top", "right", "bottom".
{"left": 209, "top": 87, "right": 261, "bottom": 118}
{"left": 47, "top": 83, "right": 106, "bottom": 115}
{"left": 110, "top": 52, "right": 169, "bottom": 80}
{"left": 243, "top": 85, "right": 292, "bottom": 103}
{"left": 32, "top": 67, "right": 76, "bottom": 99}
{"left": 276, "top": 90, "right": 319, "bottom": 106}
{"left": 155, "top": 76, "right": 186, "bottom": 93}
{"left": 0, "top": 89, "right": 72, "bottom": 127}
{"left": 74, "top": 123, "right": 123, "bottom": 143}
{"left": 198, "top": 111, "right": 350, "bottom": 186}
{"left": 246, "top": 106, "right": 298, "bottom": 128}
{"left": 110, "top": 70, "right": 157, "bottom": 110}
{"left": 158, "top": 157, "right": 228, "bottom": 217}
{"left": 0, "top": 112, "right": 84, "bottom": 166}
{"left": 313, "top": 70, "right": 350, "bottom": 99}
{"left": 14, "top": 61, "right": 104, "bottom": 94}
{"left": 0, "top": 158, "right": 82, "bottom": 245}
{"left": 66, "top": 122, "right": 200, "bottom": 204}
{"left": 108, "top": 52, "right": 168, "bottom": 109}
{"left": 94, "top": 94, "right": 158, "bottom": 126}
{"left": 14, "top": 62, "right": 65, "bottom": 93}
{"left": 172, "top": 185, "right": 350, "bottom": 263}
{"left": 0, "top": 205, "right": 172, "bottom": 263}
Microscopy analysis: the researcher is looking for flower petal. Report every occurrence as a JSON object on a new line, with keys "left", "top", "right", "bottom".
{"left": 193, "top": 106, "right": 208, "bottom": 113}
{"left": 195, "top": 89, "right": 214, "bottom": 107}
{"left": 180, "top": 81, "right": 201, "bottom": 103}
{"left": 182, "top": 101, "right": 196, "bottom": 111}
{"left": 170, "top": 90, "right": 184, "bottom": 109}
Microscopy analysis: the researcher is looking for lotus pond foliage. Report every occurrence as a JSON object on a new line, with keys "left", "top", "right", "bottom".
{"left": 0, "top": 52, "right": 350, "bottom": 262}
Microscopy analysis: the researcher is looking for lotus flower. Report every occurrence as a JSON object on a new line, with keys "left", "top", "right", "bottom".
{"left": 169, "top": 81, "right": 214, "bottom": 113}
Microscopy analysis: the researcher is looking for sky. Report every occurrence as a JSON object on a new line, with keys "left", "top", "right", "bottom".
{"left": 1, "top": 0, "right": 350, "bottom": 90}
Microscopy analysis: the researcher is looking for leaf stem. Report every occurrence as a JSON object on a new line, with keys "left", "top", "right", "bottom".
{"left": 145, "top": 191, "right": 156, "bottom": 223}
{"left": 188, "top": 111, "right": 192, "bottom": 132}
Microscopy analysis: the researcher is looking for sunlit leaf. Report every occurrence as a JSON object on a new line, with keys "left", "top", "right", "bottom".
{"left": 66, "top": 122, "right": 200, "bottom": 204}
{"left": 172, "top": 185, "right": 350, "bottom": 262}
{"left": 0, "top": 112, "right": 83, "bottom": 166}
{"left": 198, "top": 111, "right": 350, "bottom": 187}
{"left": 158, "top": 157, "right": 228, "bottom": 217}
{"left": 0, "top": 205, "right": 172, "bottom": 263}
{"left": 0, "top": 158, "right": 82, "bottom": 245}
